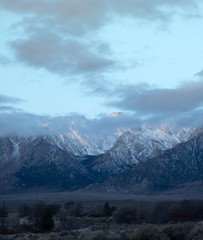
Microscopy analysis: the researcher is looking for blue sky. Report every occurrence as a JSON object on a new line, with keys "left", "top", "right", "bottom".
{"left": 0, "top": 0, "right": 203, "bottom": 134}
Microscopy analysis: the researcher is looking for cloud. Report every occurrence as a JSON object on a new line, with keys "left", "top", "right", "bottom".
{"left": 0, "top": 97, "right": 201, "bottom": 137}
{"left": 10, "top": 31, "right": 114, "bottom": 75}
{"left": 109, "top": 80, "right": 203, "bottom": 113}
{"left": 0, "top": 110, "right": 48, "bottom": 136}
{"left": 174, "top": 108, "right": 203, "bottom": 128}
{"left": 0, "top": 0, "right": 108, "bottom": 35}
{"left": 0, "top": 0, "right": 199, "bottom": 76}
{"left": 0, "top": 1, "right": 201, "bottom": 131}
{"left": 0, "top": 94, "right": 24, "bottom": 105}
{"left": 196, "top": 69, "right": 203, "bottom": 77}
{"left": 0, "top": 54, "right": 11, "bottom": 65}
{"left": 0, "top": 94, "right": 138, "bottom": 137}
{"left": 0, "top": 0, "right": 199, "bottom": 32}
{"left": 0, "top": 105, "right": 140, "bottom": 137}
{"left": 107, "top": 80, "right": 203, "bottom": 127}
{"left": 0, "top": 94, "right": 43, "bottom": 136}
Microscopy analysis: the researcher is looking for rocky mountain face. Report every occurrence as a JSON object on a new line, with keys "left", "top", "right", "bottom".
{"left": 35, "top": 115, "right": 124, "bottom": 156}
{"left": 0, "top": 136, "right": 94, "bottom": 193}
{"left": 0, "top": 123, "right": 195, "bottom": 193}
{"left": 86, "top": 131, "right": 203, "bottom": 193}
{"left": 83, "top": 125, "right": 192, "bottom": 178}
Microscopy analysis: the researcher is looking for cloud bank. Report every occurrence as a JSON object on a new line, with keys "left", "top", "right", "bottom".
{"left": 0, "top": 79, "right": 202, "bottom": 137}
{"left": 0, "top": 104, "right": 139, "bottom": 137}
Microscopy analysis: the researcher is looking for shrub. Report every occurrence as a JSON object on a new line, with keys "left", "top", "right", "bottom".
{"left": 131, "top": 224, "right": 170, "bottom": 240}
{"left": 152, "top": 200, "right": 203, "bottom": 224}
{"left": 86, "top": 204, "right": 104, "bottom": 217}
{"left": 186, "top": 225, "right": 203, "bottom": 240}
{"left": 162, "top": 222, "right": 195, "bottom": 240}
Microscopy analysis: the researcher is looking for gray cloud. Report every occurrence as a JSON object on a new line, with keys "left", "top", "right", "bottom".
{"left": 196, "top": 69, "right": 203, "bottom": 77}
{"left": 1, "top": 0, "right": 199, "bottom": 76}
{"left": 0, "top": 1, "right": 201, "bottom": 131}
{"left": 0, "top": 104, "right": 140, "bottom": 137}
{"left": 174, "top": 108, "right": 203, "bottom": 128}
{"left": 0, "top": 107, "right": 201, "bottom": 137}
{"left": 0, "top": 54, "right": 10, "bottom": 65}
{"left": 0, "top": 101, "right": 201, "bottom": 137}
{"left": 0, "top": 94, "right": 24, "bottom": 105}
{"left": 106, "top": 80, "right": 203, "bottom": 127}
{"left": 0, "top": 0, "right": 108, "bottom": 35}
{"left": 10, "top": 31, "right": 114, "bottom": 75}
{"left": 109, "top": 80, "right": 203, "bottom": 113}
{"left": 0, "top": 0, "right": 199, "bottom": 32}
{"left": 0, "top": 111, "right": 47, "bottom": 136}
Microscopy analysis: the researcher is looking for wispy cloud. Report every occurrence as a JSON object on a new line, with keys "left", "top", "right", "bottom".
{"left": 0, "top": 94, "right": 25, "bottom": 105}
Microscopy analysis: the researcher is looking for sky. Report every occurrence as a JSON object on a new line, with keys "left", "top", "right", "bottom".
{"left": 0, "top": 0, "right": 203, "bottom": 135}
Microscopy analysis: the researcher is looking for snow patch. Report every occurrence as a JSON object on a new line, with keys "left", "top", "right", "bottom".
{"left": 10, "top": 139, "right": 20, "bottom": 157}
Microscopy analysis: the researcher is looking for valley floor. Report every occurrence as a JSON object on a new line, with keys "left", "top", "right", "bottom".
{"left": 1, "top": 181, "right": 203, "bottom": 204}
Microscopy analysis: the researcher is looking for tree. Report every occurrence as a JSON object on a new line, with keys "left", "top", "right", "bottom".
{"left": 103, "top": 202, "right": 116, "bottom": 217}
{"left": 47, "top": 204, "right": 61, "bottom": 216}
{"left": 0, "top": 200, "right": 8, "bottom": 234}
{"left": 18, "top": 202, "right": 58, "bottom": 233}
{"left": 40, "top": 208, "right": 54, "bottom": 232}
{"left": 29, "top": 203, "right": 46, "bottom": 232}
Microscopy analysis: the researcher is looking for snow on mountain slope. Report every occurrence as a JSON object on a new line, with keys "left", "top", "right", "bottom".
{"left": 86, "top": 131, "right": 203, "bottom": 194}
{"left": 0, "top": 117, "right": 195, "bottom": 193}
{"left": 84, "top": 124, "right": 193, "bottom": 177}
{"left": 49, "top": 130, "right": 119, "bottom": 156}
{"left": 0, "top": 115, "right": 193, "bottom": 173}
{"left": 43, "top": 117, "right": 193, "bottom": 157}
{"left": 0, "top": 114, "right": 193, "bottom": 157}
{"left": 40, "top": 115, "right": 126, "bottom": 155}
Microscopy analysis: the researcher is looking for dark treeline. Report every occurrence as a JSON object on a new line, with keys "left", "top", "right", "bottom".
{"left": 1, "top": 199, "right": 203, "bottom": 235}
{"left": 114, "top": 199, "right": 203, "bottom": 224}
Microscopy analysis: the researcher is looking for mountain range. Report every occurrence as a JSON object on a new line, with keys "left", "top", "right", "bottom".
{"left": 86, "top": 128, "right": 203, "bottom": 193}
{"left": 0, "top": 116, "right": 201, "bottom": 194}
